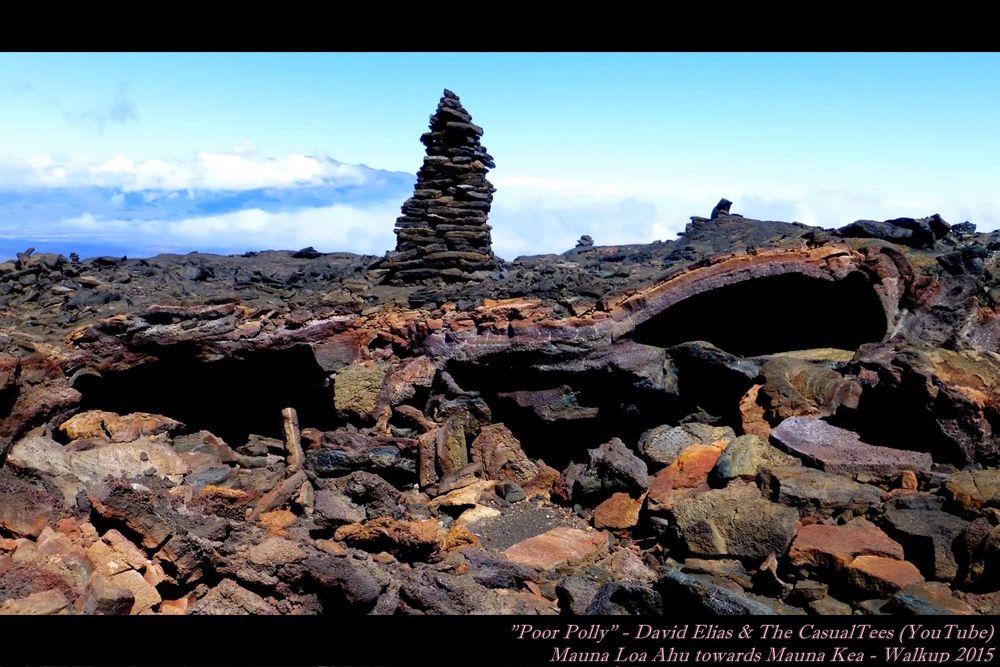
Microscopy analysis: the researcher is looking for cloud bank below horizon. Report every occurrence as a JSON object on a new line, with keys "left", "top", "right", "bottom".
{"left": 1, "top": 151, "right": 997, "bottom": 262}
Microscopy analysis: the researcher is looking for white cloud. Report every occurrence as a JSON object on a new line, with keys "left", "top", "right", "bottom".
{"left": 3, "top": 148, "right": 999, "bottom": 261}
{"left": 57, "top": 201, "right": 400, "bottom": 256}
{"left": 2, "top": 151, "right": 373, "bottom": 192}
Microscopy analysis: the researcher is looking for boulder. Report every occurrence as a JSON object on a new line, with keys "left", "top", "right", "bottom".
{"left": 647, "top": 443, "right": 723, "bottom": 512}
{"left": 882, "top": 504, "right": 967, "bottom": 581}
{"left": 887, "top": 581, "right": 975, "bottom": 615}
{"left": 638, "top": 423, "right": 734, "bottom": 467}
{"left": 59, "top": 410, "right": 182, "bottom": 443}
{"left": 846, "top": 555, "right": 924, "bottom": 596}
{"left": 789, "top": 519, "right": 905, "bottom": 571}
{"left": 771, "top": 417, "right": 933, "bottom": 479}
{"left": 470, "top": 423, "right": 539, "bottom": 485}
{"left": 584, "top": 582, "right": 662, "bottom": 615}
{"left": 758, "top": 356, "right": 861, "bottom": 421}
{"left": 943, "top": 469, "right": 1000, "bottom": 512}
{"left": 333, "top": 363, "right": 388, "bottom": 421}
{"left": 758, "top": 466, "right": 883, "bottom": 518}
{"left": 670, "top": 483, "right": 799, "bottom": 559}
{"left": 592, "top": 493, "right": 644, "bottom": 530}
{"left": 502, "top": 526, "right": 609, "bottom": 572}
{"left": 567, "top": 438, "right": 650, "bottom": 500}
{"left": 711, "top": 434, "right": 799, "bottom": 482}
{"left": 334, "top": 517, "right": 445, "bottom": 562}
{"left": 659, "top": 570, "right": 791, "bottom": 615}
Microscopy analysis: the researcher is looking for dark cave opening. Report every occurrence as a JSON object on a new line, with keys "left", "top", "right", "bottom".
{"left": 73, "top": 344, "right": 340, "bottom": 447}
{"left": 630, "top": 272, "right": 888, "bottom": 357}
{"left": 828, "top": 380, "right": 967, "bottom": 466}
{"left": 446, "top": 355, "right": 688, "bottom": 469}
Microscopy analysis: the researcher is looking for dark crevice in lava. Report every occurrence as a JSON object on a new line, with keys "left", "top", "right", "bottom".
{"left": 630, "top": 272, "right": 888, "bottom": 356}
{"left": 447, "top": 356, "right": 687, "bottom": 470}
{"left": 73, "top": 344, "right": 341, "bottom": 446}
{"left": 829, "top": 381, "right": 970, "bottom": 466}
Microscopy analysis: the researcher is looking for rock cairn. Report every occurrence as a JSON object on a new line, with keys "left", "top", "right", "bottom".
{"left": 380, "top": 89, "right": 499, "bottom": 283}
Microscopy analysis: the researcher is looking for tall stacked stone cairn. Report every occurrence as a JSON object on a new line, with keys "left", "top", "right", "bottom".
{"left": 379, "top": 89, "right": 499, "bottom": 283}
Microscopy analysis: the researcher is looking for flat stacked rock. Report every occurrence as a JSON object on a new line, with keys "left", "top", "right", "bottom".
{"left": 380, "top": 89, "right": 499, "bottom": 283}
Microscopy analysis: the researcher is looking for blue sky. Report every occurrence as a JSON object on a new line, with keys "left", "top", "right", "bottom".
{"left": 2, "top": 53, "right": 999, "bottom": 260}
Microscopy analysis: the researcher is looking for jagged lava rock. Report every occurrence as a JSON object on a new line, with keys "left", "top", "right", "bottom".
{"left": 566, "top": 438, "right": 650, "bottom": 500}
{"left": 888, "top": 581, "right": 975, "bottom": 615}
{"left": 470, "top": 423, "right": 539, "bottom": 485}
{"left": 639, "top": 423, "right": 734, "bottom": 468}
{"left": 836, "top": 214, "right": 950, "bottom": 249}
{"left": 789, "top": 518, "right": 905, "bottom": 571}
{"left": 758, "top": 465, "right": 883, "bottom": 518}
{"left": 670, "top": 482, "right": 799, "bottom": 559}
{"left": 59, "top": 410, "right": 183, "bottom": 443}
{"left": 659, "top": 570, "right": 798, "bottom": 615}
{"left": 584, "top": 582, "right": 663, "bottom": 615}
{"left": 771, "top": 416, "right": 933, "bottom": 478}
{"left": 646, "top": 443, "right": 724, "bottom": 512}
{"left": 943, "top": 469, "right": 1000, "bottom": 512}
{"left": 592, "top": 492, "right": 644, "bottom": 530}
{"left": 711, "top": 434, "right": 799, "bottom": 482}
{"left": 502, "top": 526, "right": 608, "bottom": 572}
{"left": 757, "top": 356, "right": 862, "bottom": 421}
{"left": 846, "top": 555, "right": 924, "bottom": 596}
{"left": 881, "top": 498, "right": 967, "bottom": 582}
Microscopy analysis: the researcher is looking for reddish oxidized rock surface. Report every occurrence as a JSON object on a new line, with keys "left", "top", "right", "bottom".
{"left": 0, "top": 209, "right": 998, "bottom": 615}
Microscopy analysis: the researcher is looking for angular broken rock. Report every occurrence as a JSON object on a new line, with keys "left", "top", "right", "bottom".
{"left": 0, "top": 589, "right": 72, "bottom": 615}
{"left": 659, "top": 570, "right": 781, "bottom": 615}
{"left": 556, "top": 575, "right": 601, "bottom": 615}
{"left": 313, "top": 489, "right": 366, "bottom": 528}
{"left": 888, "top": 581, "right": 976, "bottom": 615}
{"left": 846, "top": 555, "right": 924, "bottom": 596}
{"left": 852, "top": 345, "right": 1000, "bottom": 466}
{"left": 111, "top": 568, "right": 161, "bottom": 614}
{"left": 681, "top": 558, "right": 753, "bottom": 590}
{"left": 739, "top": 384, "right": 772, "bottom": 438}
{"left": 59, "top": 410, "right": 183, "bottom": 443}
{"left": 435, "top": 417, "right": 468, "bottom": 477}
{"left": 189, "top": 578, "right": 277, "bottom": 615}
{"left": 76, "top": 571, "right": 135, "bottom": 615}
{"left": 771, "top": 416, "right": 933, "bottom": 478}
{"left": 334, "top": 516, "right": 445, "bottom": 562}
{"left": 646, "top": 443, "right": 722, "bottom": 512}
{"left": 943, "top": 469, "right": 1000, "bottom": 512}
{"left": 333, "top": 363, "right": 388, "bottom": 421}
{"left": 0, "top": 466, "right": 70, "bottom": 538}
{"left": 585, "top": 582, "right": 663, "bottom": 615}
{"left": 73, "top": 437, "right": 190, "bottom": 484}
{"left": 604, "top": 548, "right": 658, "bottom": 584}
{"left": 758, "top": 465, "right": 884, "bottom": 518}
{"left": 470, "top": 423, "right": 538, "bottom": 485}
{"left": 789, "top": 518, "right": 905, "bottom": 571}
{"left": 502, "top": 526, "right": 608, "bottom": 572}
{"left": 245, "top": 537, "right": 307, "bottom": 569}
{"left": 882, "top": 503, "right": 967, "bottom": 582}
{"left": 711, "top": 434, "right": 799, "bottom": 482}
{"left": 758, "top": 356, "right": 862, "bottom": 421}
{"left": 385, "top": 356, "right": 438, "bottom": 406}
{"left": 592, "top": 492, "right": 644, "bottom": 530}
{"left": 638, "top": 422, "right": 734, "bottom": 468}
{"left": 568, "top": 438, "right": 650, "bottom": 500}
{"left": 670, "top": 482, "right": 799, "bottom": 559}
{"left": 9, "top": 431, "right": 189, "bottom": 500}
